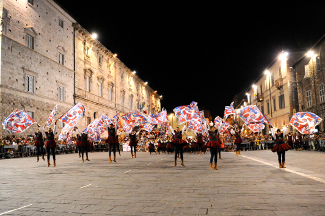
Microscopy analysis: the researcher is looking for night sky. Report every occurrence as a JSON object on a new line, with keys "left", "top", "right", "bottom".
{"left": 55, "top": 1, "right": 325, "bottom": 118}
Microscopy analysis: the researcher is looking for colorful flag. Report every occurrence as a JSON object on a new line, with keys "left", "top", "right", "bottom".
{"left": 246, "top": 123, "right": 265, "bottom": 133}
{"left": 2, "top": 110, "right": 36, "bottom": 133}
{"left": 224, "top": 102, "right": 236, "bottom": 119}
{"left": 46, "top": 105, "right": 57, "bottom": 126}
{"left": 289, "top": 112, "right": 322, "bottom": 134}
{"left": 238, "top": 105, "right": 270, "bottom": 125}
{"left": 59, "top": 103, "right": 85, "bottom": 127}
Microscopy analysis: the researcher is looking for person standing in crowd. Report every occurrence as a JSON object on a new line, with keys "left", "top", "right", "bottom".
{"left": 206, "top": 126, "right": 222, "bottom": 170}
{"left": 129, "top": 129, "right": 139, "bottom": 158}
{"left": 286, "top": 132, "right": 294, "bottom": 149}
{"left": 196, "top": 132, "right": 204, "bottom": 156}
{"left": 105, "top": 123, "right": 118, "bottom": 163}
{"left": 80, "top": 132, "right": 90, "bottom": 162}
{"left": 45, "top": 120, "right": 57, "bottom": 167}
{"left": 271, "top": 126, "right": 291, "bottom": 168}
{"left": 34, "top": 124, "right": 45, "bottom": 162}
{"left": 232, "top": 125, "right": 243, "bottom": 156}
{"left": 172, "top": 127, "right": 186, "bottom": 167}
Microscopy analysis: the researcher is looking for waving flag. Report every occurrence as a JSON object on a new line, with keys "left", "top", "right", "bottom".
{"left": 173, "top": 101, "right": 199, "bottom": 124}
{"left": 220, "top": 121, "right": 231, "bottom": 134}
{"left": 83, "top": 118, "right": 106, "bottom": 142}
{"left": 289, "top": 112, "right": 322, "bottom": 134}
{"left": 214, "top": 116, "right": 223, "bottom": 129}
{"left": 247, "top": 123, "right": 265, "bottom": 133}
{"left": 224, "top": 102, "right": 236, "bottom": 119}
{"left": 2, "top": 110, "right": 36, "bottom": 134}
{"left": 133, "top": 110, "right": 148, "bottom": 124}
{"left": 157, "top": 109, "right": 168, "bottom": 124}
{"left": 238, "top": 105, "right": 269, "bottom": 125}
{"left": 46, "top": 105, "right": 57, "bottom": 126}
{"left": 141, "top": 123, "right": 154, "bottom": 132}
{"left": 101, "top": 114, "right": 113, "bottom": 126}
{"left": 58, "top": 124, "right": 73, "bottom": 140}
{"left": 59, "top": 103, "right": 85, "bottom": 127}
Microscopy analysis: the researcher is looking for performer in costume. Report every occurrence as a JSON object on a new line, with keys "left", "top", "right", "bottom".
{"left": 34, "top": 124, "right": 45, "bottom": 162}
{"left": 172, "top": 127, "right": 186, "bottom": 166}
{"left": 148, "top": 131, "right": 156, "bottom": 154}
{"left": 286, "top": 132, "right": 294, "bottom": 149}
{"left": 157, "top": 139, "right": 164, "bottom": 154}
{"left": 73, "top": 127, "right": 82, "bottom": 158}
{"left": 205, "top": 126, "right": 222, "bottom": 170}
{"left": 231, "top": 125, "right": 243, "bottom": 156}
{"left": 80, "top": 132, "right": 90, "bottom": 162}
{"left": 271, "top": 126, "right": 291, "bottom": 168}
{"left": 196, "top": 132, "right": 204, "bottom": 156}
{"left": 166, "top": 138, "right": 173, "bottom": 154}
{"left": 129, "top": 129, "right": 139, "bottom": 158}
{"left": 105, "top": 123, "right": 118, "bottom": 163}
{"left": 44, "top": 120, "right": 57, "bottom": 167}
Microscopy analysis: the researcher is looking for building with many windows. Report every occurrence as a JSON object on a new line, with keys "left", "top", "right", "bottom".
{"left": 0, "top": 0, "right": 161, "bottom": 136}
{"left": 293, "top": 34, "right": 325, "bottom": 131}
{"left": 233, "top": 51, "right": 303, "bottom": 134}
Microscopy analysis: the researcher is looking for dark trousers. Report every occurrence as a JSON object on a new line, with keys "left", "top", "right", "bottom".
{"left": 116, "top": 144, "right": 120, "bottom": 154}
{"left": 210, "top": 147, "right": 218, "bottom": 163}
{"left": 277, "top": 151, "right": 285, "bottom": 163}
{"left": 197, "top": 143, "right": 202, "bottom": 152}
{"left": 174, "top": 145, "right": 183, "bottom": 160}
{"left": 80, "top": 146, "right": 88, "bottom": 158}
{"left": 109, "top": 144, "right": 116, "bottom": 157}
{"left": 46, "top": 147, "right": 56, "bottom": 161}
{"left": 36, "top": 145, "right": 44, "bottom": 157}
{"left": 130, "top": 146, "right": 136, "bottom": 154}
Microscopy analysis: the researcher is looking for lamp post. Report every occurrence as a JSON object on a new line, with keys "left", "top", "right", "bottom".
{"left": 307, "top": 51, "right": 318, "bottom": 115}
{"left": 264, "top": 70, "right": 273, "bottom": 118}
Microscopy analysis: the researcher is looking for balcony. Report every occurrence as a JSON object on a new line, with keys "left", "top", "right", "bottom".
{"left": 275, "top": 78, "right": 283, "bottom": 90}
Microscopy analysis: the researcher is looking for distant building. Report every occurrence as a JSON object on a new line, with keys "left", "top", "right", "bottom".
{"left": 293, "top": 34, "right": 325, "bottom": 131}
{"left": 0, "top": 0, "right": 161, "bottom": 136}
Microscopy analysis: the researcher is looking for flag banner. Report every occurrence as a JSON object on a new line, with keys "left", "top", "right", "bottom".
{"left": 238, "top": 105, "right": 270, "bottom": 125}
{"left": 83, "top": 118, "right": 106, "bottom": 142}
{"left": 141, "top": 123, "right": 154, "bottom": 132}
{"left": 2, "top": 110, "right": 36, "bottom": 133}
{"left": 58, "top": 124, "right": 73, "bottom": 140}
{"left": 247, "top": 123, "right": 265, "bottom": 132}
{"left": 101, "top": 114, "right": 113, "bottom": 126}
{"left": 289, "top": 112, "right": 322, "bottom": 134}
{"left": 59, "top": 103, "right": 85, "bottom": 127}
{"left": 224, "top": 102, "right": 236, "bottom": 119}
{"left": 214, "top": 116, "right": 223, "bottom": 129}
{"left": 46, "top": 105, "right": 57, "bottom": 126}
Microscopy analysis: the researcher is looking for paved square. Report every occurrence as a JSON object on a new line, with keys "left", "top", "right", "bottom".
{"left": 1, "top": 150, "right": 325, "bottom": 215}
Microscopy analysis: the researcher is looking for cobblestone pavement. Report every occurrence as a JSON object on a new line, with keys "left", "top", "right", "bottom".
{"left": 1, "top": 149, "right": 325, "bottom": 215}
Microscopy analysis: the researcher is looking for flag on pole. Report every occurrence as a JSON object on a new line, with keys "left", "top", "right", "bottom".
{"left": 2, "top": 110, "right": 36, "bottom": 133}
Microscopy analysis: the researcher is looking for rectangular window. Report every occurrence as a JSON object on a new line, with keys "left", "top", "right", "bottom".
{"left": 26, "top": 75, "right": 34, "bottom": 93}
{"left": 305, "top": 65, "right": 310, "bottom": 78}
{"left": 86, "top": 76, "right": 90, "bottom": 92}
{"left": 271, "top": 73, "right": 275, "bottom": 86}
{"left": 109, "top": 86, "right": 112, "bottom": 101}
{"left": 99, "top": 55, "right": 103, "bottom": 65}
{"left": 28, "top": 0, "right": 34, "bottom": 5}
{"left": 59, "top": 53, "right": 64, "bottom": 65}
{"left": 26, "top": 34, "right": 34, "bottom": 49}
{"left": 87, "top": 117, "right": 91, "bottom": 125}
{"left": 58, "top": 87, "right": 64, "bottom": 102}
{"left": 261, "top": 105, "right": 264, "bottom": 114}
{"left": 59, "top": 19, "right": 64, "bottom": 28}
{"left": 273, "top": 97, "right": 276, "bottom": 111}
{"left": 316, "top": 56, "right": 321, "bottom": 71}
{"left": 26, "top": 111, "right": 34, "bottom": 119}
{"left": 260, "top": 84, "right": 262, "bottom": 94}
{"left": 278, "top": 67, "right": 282, "bottom": 78}
{"left": 267, "top": 100, "right": 270, "bottom": 114}
{"left": 320, "top": 83, "right": 325, "bottom": 103}
{"left": 60, "top": 121, "right": 65, "bottom": 128}
{"left": 99, "top": 82, "right": 102, "bottom": 97}
{"left": 307, "top": 90, "right": 312, "bottom": 108}
{"left": 279, "top": 94, "right": 285, "bottom": 109}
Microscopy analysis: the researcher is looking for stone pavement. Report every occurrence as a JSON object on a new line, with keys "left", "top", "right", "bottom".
{"left": 1, "top": 150, "right": 325, "bottom": 215}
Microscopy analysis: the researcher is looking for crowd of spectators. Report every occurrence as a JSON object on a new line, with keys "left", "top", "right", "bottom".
{"left": 2, "top": 129, "right": 325, "bottom": 159}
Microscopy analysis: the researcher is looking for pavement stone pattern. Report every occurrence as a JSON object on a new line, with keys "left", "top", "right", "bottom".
{"left": 1, "top": 150, "right": 325, "bottom": 215}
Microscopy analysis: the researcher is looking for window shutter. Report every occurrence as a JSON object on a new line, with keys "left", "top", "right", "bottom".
{"left": 28, "top": 76, "right": 34, "bottom": 93}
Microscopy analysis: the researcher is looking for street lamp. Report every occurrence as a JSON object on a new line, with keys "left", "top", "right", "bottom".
{"left": 91, "top": 33, "right": 98, "bottom": 39}
{"left": 265, "top": 69, "right": 273, "bottom": 118}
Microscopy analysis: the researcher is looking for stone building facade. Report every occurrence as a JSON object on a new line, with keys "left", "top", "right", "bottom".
{"left": 73, "top": 23, "right": 161, "bottom": 130}
{"left": 0, "top": 0, "right": 161, "bottom": 136}
{"left": 293, "top": 34, "right": 325, "bottom": 131}
{"left": 0, "top": 0, "right": 76, "bottom": 137}
{"left": 233, "top": 51, "right": 303, "bottom": 134}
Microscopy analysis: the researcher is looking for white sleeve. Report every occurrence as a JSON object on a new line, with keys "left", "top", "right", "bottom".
{"left": 283, "top": 127, "right": 288, "bottom": 137}
{"left": 53, "top": 125, "right": 57, "bottom": 135}
{"left": 271, "top": 128, "right": 276, "bottom": 139}
{"left": 230, "top": 129, "right": 235, "bottom": 135}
